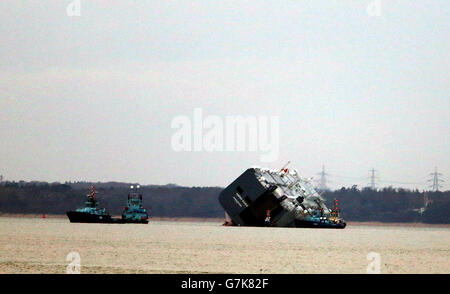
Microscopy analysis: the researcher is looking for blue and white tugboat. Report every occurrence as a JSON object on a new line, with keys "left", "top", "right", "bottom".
{"left": 66, "top": 186, "right": 120, "bottom": 223}
{"left": 121, "top": 185, "right": 149, "bottom": 224}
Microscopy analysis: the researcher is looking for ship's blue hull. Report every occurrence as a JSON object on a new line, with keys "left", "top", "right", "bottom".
{"left": 294, "top": 219, "right": 347, "bottom": 229}
{"left": 67, "top": 211, "right": 148, "bottom": 224}
{"left": 66, "top": 211, "right": 123, "bottom": 224}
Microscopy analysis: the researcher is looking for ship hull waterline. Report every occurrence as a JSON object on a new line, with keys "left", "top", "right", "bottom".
{"left": 66, "top": 211, "right": 149, "bottom": 224}
{"left": 66, "top": 211, "right": 122, "bottom": 223}
{"left": 294, "top": 219, "right": 347, "bottom": 229}
{"left": 227, "top": 221, "right": 347, "bottom": 229}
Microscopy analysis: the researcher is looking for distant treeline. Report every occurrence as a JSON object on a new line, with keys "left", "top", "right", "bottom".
{"left": 322, "top": 187, "right": 450, "bottom": 224}
{"left": 0, "top": 181, "right": 448, "bottom": 223}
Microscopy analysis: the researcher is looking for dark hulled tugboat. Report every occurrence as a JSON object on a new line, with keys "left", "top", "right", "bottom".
{"left": 121, "top": 185, "right": 149, "bottom": 224}
{"left": 66, "top": 186, "right": 120, "bottom": 223}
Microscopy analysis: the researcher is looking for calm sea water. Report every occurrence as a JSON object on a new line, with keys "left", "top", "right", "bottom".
{"left": 0, "top": 217, "right": 449, "bottom": 273}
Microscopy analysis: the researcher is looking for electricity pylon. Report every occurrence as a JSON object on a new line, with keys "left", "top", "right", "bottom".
{"left": 368, "top": 168, "right": 378, "bottom": 189}
{"left": 317, "top": 165, "right": 329, "bottom": 191}
{"left": 428, "top": 167, "right": 444, "bottom": 191}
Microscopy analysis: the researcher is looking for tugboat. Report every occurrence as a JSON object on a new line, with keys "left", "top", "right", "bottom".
{"left": 294, "top": 199, "right": 346, "bottom": 228}
{"left": 66, "top": 186, "right": 120, "bottom": 223}
{"left": 121, "top": 185, "right": 149, "bottom": 224}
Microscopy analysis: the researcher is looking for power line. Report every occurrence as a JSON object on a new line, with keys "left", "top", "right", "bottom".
{"left": 329, "top": 174, "right": 366, "bottom": 181}
{"left": 428, "top": 167, "right": 444, "bottom": 191}
{"left": 316, "top": 169, "right": 442, "bottom": 190}
{"left": 316, "top": 165, "right": 329, "bottom": 190}
{"left": 378, "top": 180, "right": 425, "bottom": 185}
{"left": 330, "top": 172, "right": 427, "bottom": 185}
{"left": 369, "top": 168, "right": 378, "bottom": 189}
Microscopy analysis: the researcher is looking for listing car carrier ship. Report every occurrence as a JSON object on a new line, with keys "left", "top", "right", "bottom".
{"left": 219, "top": 165, "right": 346, "bottom": 229}
{"left": 66, "top": 185, "right": 149, "bottom": 224}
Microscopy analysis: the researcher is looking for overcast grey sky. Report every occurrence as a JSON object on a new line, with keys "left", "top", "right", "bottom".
{"left": 0, "top": 1, "right": 449, "bottom": 190}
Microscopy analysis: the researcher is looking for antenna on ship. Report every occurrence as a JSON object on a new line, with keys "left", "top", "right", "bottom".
{"left": 89, "top": 185, "right": 97, "bottom": 198}
{"left": 331, "top": 199, "right": 340, "bottom": 218}
{"left": 280, "top": 161, "right": 291, "bottom": 172}
{"left": 130, "top": 184, "right": 140, "bottom": 191}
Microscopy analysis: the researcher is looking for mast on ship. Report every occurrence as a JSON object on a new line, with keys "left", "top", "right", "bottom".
{"left": 85, "top": 186, "right": 99, "bottom": 208}
{"left": 330, "top": 199, "right": 340, "bottom": 218}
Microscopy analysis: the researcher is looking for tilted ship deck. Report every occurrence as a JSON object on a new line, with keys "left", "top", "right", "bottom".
{"left": 219, "top": 166, "right": 346, "bottom": 228}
